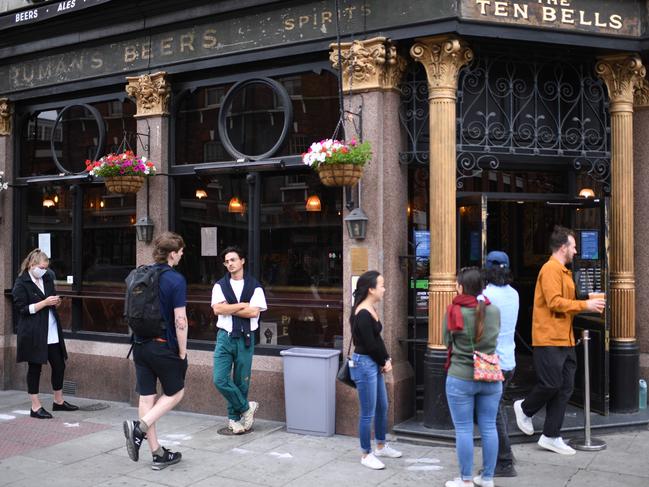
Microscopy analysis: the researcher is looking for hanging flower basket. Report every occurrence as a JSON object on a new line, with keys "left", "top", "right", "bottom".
{"left": 104, "top": 175, "right": 145, "bottom": 194}
{"left": 85, "top": 150, "right": 157, "bottom": 194}
{"left": 302, "top": 139, "right": 371, "bottom": 187}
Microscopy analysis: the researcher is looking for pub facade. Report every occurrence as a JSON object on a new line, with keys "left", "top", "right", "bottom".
{"left": 1, "top": 0, "right": 649, "bottom": 435}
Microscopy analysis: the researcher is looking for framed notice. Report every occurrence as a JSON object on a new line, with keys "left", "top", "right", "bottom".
{"left": 580, "top": 230, "right": 599, "bottom": 260}
{"left": 38, "top": 233, "right": 51, "bottom": 258}
{"left": 260, "top": 321, "right": 278, "bottom": 345}
{"left": 201, "top": 227, "right": 218, "bottom": 256}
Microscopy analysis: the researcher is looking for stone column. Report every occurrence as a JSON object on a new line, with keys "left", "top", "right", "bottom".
{"left": 329, "top": 37, "right": 412, "bottom": 434}
{"left": 411, "top": 35, "right": 473, "bottom": 427}
{"left": 125, "top": 72, "right": 171, "bottom": 266}
{"left": 0, "top": 98, "right": 14, "bottom": 388}
{"left": 597, "top": 54, "right": 645, "bottom": 412}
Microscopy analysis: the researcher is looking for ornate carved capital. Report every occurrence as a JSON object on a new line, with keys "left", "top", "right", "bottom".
{"left": 125, "top": 72, "right": 171, "bottom": 117}
{"left": 329, "top": 37, "right": 407, "bottom": 93}
{"left": 634, "top": 77, "right": 649, "bottom": 109}
{"left": 0, "top": 98, "right": 11, "bottom": 136}
{"left": 410, "top": 35, "right": 473, "bottom": 99}
{"left": 596, "top": 54, "right": 645, "bottom": 107}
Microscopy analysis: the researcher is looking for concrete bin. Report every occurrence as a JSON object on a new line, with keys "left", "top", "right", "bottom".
{"left": 279, "top": 347, "right": 341, "bottom": 436}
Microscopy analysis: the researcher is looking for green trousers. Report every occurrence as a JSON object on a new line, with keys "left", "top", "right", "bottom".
{"left": 213, "top": 329, "right": 254, "bottom": 420}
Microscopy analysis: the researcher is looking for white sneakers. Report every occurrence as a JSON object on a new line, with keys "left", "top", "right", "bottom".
{"left": 538, "top": 434, "right": 576, "bottom": 455}
{"left": 374, "top": 443, "right": 402, "bottom": 458}
{"left": 361, "top": 453, "right": 385, "bottom": 470}
{"left": 241, "top": 401, "right": 258, "bottom": 431}
{"left": 513, "top": 399, "right": 534, "bottom": 436}
{"left": 228, "top": 419, "right": 245, "bottom": 434}
{"left": 445, "top": 479, "right": 474, "bottom": 487}
{"left": 473, "top": 475, "right": 494, "bottom": 487}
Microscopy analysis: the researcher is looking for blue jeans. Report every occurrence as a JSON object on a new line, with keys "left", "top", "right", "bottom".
{"left": 350, "top": 353, "right": 387, "bottom": 453}
{"left": 446, "top": 375, "right": 502, "bottom": 481}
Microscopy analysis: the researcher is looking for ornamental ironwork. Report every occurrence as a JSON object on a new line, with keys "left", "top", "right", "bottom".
{"left": 399, "top": 63, "right": 429, "bottom": 165}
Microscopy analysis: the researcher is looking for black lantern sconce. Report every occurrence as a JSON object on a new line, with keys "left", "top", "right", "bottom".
{"left": 344, "top": 207, "right": 368, "bottom": 240}
{"left": 135, "top": 216, "right": 154, "bottom": 243}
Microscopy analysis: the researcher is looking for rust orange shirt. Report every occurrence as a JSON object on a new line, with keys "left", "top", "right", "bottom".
{"left": 532, "top": 257, "right": 589, "bottom": 347}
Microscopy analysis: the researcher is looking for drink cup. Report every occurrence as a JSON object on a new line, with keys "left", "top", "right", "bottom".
{"left": 588, "top": 292, "right": 606, "bottom": 313}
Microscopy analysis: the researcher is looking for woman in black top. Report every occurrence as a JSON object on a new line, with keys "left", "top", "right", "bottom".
{"left": 349, "top": 270, "right": 402, "bottom": 470}
{"left": 13, "top": 249, "right": 78, "bottom": 419}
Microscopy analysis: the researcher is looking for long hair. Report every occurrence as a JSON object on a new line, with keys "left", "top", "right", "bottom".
{"left": 349, "top": 270, "right": 381, "bottom": 330}
{"left": 457, "top": 267, "right": 485, "bottom": 342}
{"left": 19, "top": 249, "right": 49, "bottom": 276}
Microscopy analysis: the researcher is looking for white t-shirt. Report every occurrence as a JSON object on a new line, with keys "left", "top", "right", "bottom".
{"left": 28, "top": 274, "right": 59, "bottom": 345}
{"left": 211, "top": 278, "right": 267, "bottom": 333}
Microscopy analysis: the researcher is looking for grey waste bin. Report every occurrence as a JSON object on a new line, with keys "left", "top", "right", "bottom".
{"left": 280, "top": 347, "right": 341, "bottom": 436}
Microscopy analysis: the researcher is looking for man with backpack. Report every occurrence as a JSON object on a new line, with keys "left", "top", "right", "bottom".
{"left": 123, "top": 232, "right": 188, "bottom": 470}
{"left": 212, "top": 246, "right": 266, "bottom": 434}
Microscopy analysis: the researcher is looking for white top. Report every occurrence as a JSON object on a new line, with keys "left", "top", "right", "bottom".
{"left": 483, "top": 283, "right": 519, "bottom": 371}
{"left": 211, "top": 279, "right": 267, "bottom": 333}
{"left": 28, "top": 274, "right": 59, "bottom": 345}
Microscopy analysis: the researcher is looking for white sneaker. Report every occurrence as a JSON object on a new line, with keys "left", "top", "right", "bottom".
{"left": 228, "top": 419, "right": 245, "bottom": 434}
{"left": 241, "top": 401, "right": 258, "bottom": 431}
{"left": 361, "top": 453, "right": 385, "bottom": 470}
{"left": 513, "top": 399, "right": 534, "bottom": 435}
{"left": 473, "top": 475, "right": 494, "bottom": 487}
{"left": 445, "top": 478, "right": 474, "bottom": 487}
{"left": 374, "top": 443, "right": 402, "bottom": 458}
{"left": 538, "top": 435, "right": 576, "bottom": 455}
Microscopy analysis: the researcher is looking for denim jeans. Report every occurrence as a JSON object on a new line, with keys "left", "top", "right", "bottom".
{"left": 446, "top": 375, "right": 502, "bottom": 481}
{"left": 495, "top": 369, "right": 515, "bottom": 466}
{"left": 350, "top": 353, "right": 387, "bottom": 453}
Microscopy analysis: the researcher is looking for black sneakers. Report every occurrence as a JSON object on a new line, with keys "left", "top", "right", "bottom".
{"left": 123, "top": 420, "right": 146, "bottom": 462}
{"left": 151, "top": 447, "right": 182, "bottom": 470}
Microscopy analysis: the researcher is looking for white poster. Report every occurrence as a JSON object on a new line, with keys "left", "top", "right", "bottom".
{"left": 38, "top": 233, "right": 51, "bottom": 258}
{"left": 260, "top": 322, "right": 278, "bottom": 345}
{"left": 201, "top": 227, "right": 218, "bottom": 256}
{"left": 351, "top": 275, "right": 359, "bottom": 306}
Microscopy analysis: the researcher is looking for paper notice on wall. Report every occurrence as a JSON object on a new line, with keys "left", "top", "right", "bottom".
{"left": 201, "top": 227, "right": 218, "bottom": 256}
{"left": 260, "top": 322, "right": 278, "bottom": 345}
{"left": 38, "top": 233, "right": 51, "bottom": 258}
{"left": 351, "top": 275, "right": 359, "bottom": 306}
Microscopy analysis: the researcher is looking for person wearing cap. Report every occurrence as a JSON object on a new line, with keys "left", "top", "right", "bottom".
{"left": 482, "top": 250, "right": 519, "bottom": 477}
{"left": 512, "top": 226, "right": 605, "bottom": 455}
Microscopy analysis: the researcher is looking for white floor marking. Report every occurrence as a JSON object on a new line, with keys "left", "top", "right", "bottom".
{"left": 12, "top": 410, "right": 30, "bottom": 415}
{"left": 406, "top": 465, "right": 444, "bottom": 471}
{"left": 159, "top": 440, "right": 181, "bottom": 446}
{"left": 268, "top": 452, "right": 293, "bottom": 459}
{"left": 161, "top": 434, "right": 192, "bottom": 441}
{"left": 0, "top": 414, "right": 16, "bottom": 420}
{"left": 405, "top": 458, "right": 441, "bottom": 464}
{"left": 232, "top": 448, "right": 252, "bottom": 454}
{"left": 63, "top": 422, "right": 80, "bottom": 427}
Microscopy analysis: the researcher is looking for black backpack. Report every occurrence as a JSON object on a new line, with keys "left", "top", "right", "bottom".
{"left": 124, "top": 265, "right": 170, "bottom": 338}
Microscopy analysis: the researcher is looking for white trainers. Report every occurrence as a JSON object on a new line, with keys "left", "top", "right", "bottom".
{"left": 228, "top": 419, "right": 245, "bottom": 434}
{"left": 538, "top": 435, "right": 576, "bottom": 455}
{"left": 241, "top": 401, "right": 258, "bottom": 431}
{"left": 473, "top": 475, "right": 494, "bottom": 487}
{"left": 374, "top": 443, "right": 402, "bottom": 458}
{"left": 513, "top": 399, "right": 534, "bottom": 435}
{"left": 445, "top": 478, "right": 474, "bottom": 487}
{"left": 361, "top": 453, "right": 385, "bottom": 470}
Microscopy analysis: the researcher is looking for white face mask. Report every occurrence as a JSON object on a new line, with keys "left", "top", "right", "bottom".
{"left": 30, "top": 267, "right": 47, "bottom": 279}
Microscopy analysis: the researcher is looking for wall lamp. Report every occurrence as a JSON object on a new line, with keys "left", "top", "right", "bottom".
{"left": 135, "top": 216, "right": 154, "bottom": 243}
{"left": 344, "top": 207, "right": 368, "bottom": 240}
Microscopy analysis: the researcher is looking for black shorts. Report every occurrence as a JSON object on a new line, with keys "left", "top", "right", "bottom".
{"left": 133, "top": 340, "right": 188, "bottom": 396}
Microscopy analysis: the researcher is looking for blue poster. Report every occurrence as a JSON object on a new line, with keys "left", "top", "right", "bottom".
{"left": 580, "top": 230, "right": 599, "bottom": 260}
{"left": 414, "top": 230, "right": 430, "bottom": 257}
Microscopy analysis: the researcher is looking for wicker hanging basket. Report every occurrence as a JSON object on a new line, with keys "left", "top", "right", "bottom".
{"left": 104, "top": 175, "right": 145, "bottom": 194}
{"left": 317, "top": 164, "right": 363, "bottom": 187}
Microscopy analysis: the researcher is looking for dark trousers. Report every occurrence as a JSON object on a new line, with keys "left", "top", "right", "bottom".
{"left": 27, "top": 344, "right": 66, "bottom": 394}
{"left": 522, "top": 346, "right": 576, "bottom": 437}
{"left": 496, "top": 369, "right": 515, "bottom": 466}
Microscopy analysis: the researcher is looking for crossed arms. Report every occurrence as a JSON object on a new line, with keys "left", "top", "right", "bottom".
{"left": 212, "top": 302, "right": 261, "bottom": 319}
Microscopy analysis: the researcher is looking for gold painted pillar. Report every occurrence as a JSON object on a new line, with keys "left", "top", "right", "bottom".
{"left": 411, "top": 35, "right": 472, "bottom": 428}
{"left": 596, "top": 54, "right": 645, "bottom": 412}
{"left": 410, "top": 36, "right": 473, "bottom": 349}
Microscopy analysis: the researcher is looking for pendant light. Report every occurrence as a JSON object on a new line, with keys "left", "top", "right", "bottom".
{"left": 195, "top": 189, "right": 208, "bottom": 199}
{"left": 228, "top": 196, "right": 245, "bottom": 214}
{"left": 305, "top": 195, "right": 322, "bottom": 212}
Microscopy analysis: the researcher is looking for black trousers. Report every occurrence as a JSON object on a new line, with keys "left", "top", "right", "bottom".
{"left": 495, "top": 369, "right": 515, "bottom": 465}
{"left": 27, "top": 344, "right": 66, "bottom": 395}
{"left": 522, "top": 346, "right": 576, "bottom": 437}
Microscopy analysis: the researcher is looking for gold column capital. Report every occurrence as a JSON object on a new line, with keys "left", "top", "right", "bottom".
{"left": 329, "top": 37, "right": 407, "bottom": 93}
{"left": 634, "top": 77, "right": 649, "bottom": 109}
{"left": 126, "top": 71, "right": 171, "bottom": 118}
{"left": 596, "top": 54, "right": 645, "bottom": 110}
{"left": 0, "top": 98, "right": 11, "bottom": 136}
{"left": 410, "top": 35, "right": 473, "bottom": 99}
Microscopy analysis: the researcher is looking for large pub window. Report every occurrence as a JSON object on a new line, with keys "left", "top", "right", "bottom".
{"left": 173, "top": 69, "right": 343, "bottom": 350}
{"left": 16, "top": 98, "right": 137, "bottom": 335}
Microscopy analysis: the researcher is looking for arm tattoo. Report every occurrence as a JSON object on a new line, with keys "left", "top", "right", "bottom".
{"left": 175, "top": 316, "right": 188, "bottom": 331}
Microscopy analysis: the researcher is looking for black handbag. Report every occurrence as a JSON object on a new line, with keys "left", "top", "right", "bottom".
{"left": 337, "top": 337, "right": 356, "bottom": 388}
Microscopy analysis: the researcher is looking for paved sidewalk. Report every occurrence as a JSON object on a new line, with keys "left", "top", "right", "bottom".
{"left": 0, "top": 390, "right": 648, "bottom": 486}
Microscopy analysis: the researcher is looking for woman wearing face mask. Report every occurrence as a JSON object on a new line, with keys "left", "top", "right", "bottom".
{"left": 12, "top": 249, "right": 78, "bottom": 418}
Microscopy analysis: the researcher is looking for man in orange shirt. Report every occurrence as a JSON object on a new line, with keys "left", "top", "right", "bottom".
{"left": 513, "top": 226, "right": 605, "bottom": 455}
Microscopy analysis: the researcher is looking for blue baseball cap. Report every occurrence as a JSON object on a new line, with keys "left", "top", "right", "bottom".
{"left": 486, "top": 251, "right": 510, "bottom": 269}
